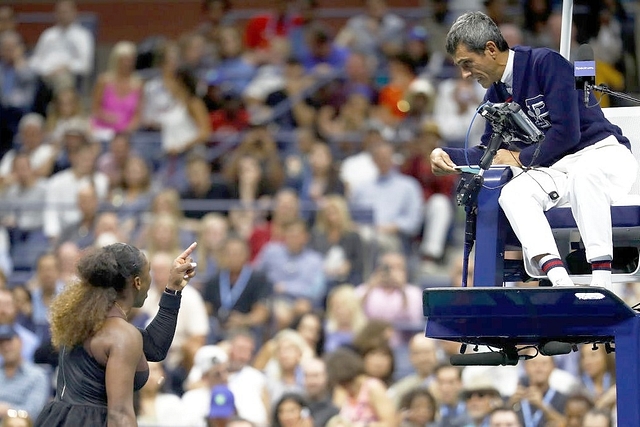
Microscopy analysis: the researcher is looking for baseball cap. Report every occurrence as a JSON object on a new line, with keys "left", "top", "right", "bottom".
{"left": 0, "top": 324, "right": 17, "bottom": 340}
{"left": 460, "top": 374, "right": 501, "bottom": 399}
{"left": 187, "top": 345, "right": 229, "bottom": 385}
{"left": 208, "top": 384, "right": 236, "bottom": 419}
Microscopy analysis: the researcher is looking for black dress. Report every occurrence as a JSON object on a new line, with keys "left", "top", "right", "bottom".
{"left": 34, "top": 292, "right": 181, "bottom": 427}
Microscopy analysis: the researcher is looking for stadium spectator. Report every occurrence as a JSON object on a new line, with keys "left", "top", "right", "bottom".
{"left": 0, "top": 289, "right": 39, "bottom": 364}
{"left": 90, "top": 41, "right": 142, "bottom": 140}
{"left": 0, "top": 325, "right": 49, "bottom": 422}
{"left": 0, "top": 153, "right": 48, "bottom": 263}
{"left": 255, "top": 219, "right": 325, "bottom": 327}
{"left": 201, "top": 236, "right": 272, "bottom": 341}
{"left": 301, "top": 357, "right": 339, "bottom": 427}
{"left": 29, "top": 0, "right": 94, "bottom": 92}
{"left": 323, "top": 285, "right": 366, "bottom": 353}
{"left": 0, "top": 114, "right": 55, "bottom": 187}
{"left": 179, "top": 154, "right": 231, "bottom": 220}
{"left": 225, "top": 330, "right": 270, "bottom": 427}
{"left": 136, "top": 362, "right": 186, "bottom": 427}
{"left": 388, "top": 335, "right": 439, "bottom": 406}
{"left": 43, "top": 141, "right": 108, "bottom": 243}
{"left": 326, "top": 347, "right": 396, "bottom": 426}
{"left": 356, "top": 252, "right": 424, "bottom": 336}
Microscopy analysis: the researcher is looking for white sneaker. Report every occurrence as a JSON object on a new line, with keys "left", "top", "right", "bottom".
{"left": 552, "top": 277, "right": 576, "bottom": 287}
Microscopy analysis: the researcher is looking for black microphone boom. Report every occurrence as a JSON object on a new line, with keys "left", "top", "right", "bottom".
{"left": 574, "top": 44, "right": 596, "bottom": 106}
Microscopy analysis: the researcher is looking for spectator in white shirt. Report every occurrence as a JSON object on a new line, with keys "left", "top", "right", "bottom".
{"left": 43, "top": 141, "right": 108, "bottom": 242}
{"left": 0, "top": 113, "right": 56, "bottom": 187}
{"left": 29, "top": 0, "right": 94, "bottom": 90}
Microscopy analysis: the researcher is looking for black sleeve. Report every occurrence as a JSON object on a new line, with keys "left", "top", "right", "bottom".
{"left": 139, "top": 292, "right": 182, "bottom": 362}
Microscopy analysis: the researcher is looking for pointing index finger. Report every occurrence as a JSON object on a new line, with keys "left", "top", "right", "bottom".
{"left": 179, "top": 242, "right": 198, "bottom": 260}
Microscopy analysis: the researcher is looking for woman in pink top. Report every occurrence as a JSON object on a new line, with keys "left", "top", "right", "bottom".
{"left": 326, "top": 348, "right": 397, "bottom": 427}
{"left": 91, "top": 41, "right": 142, "bottom": 137}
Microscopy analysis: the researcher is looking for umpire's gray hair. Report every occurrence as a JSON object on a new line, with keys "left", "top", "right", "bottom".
{"left": 445, "top": 11, "right": 509, "bottom": 56}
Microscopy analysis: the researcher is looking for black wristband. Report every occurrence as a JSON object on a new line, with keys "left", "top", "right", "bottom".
{"left": 164, "top": 287, "right": 182, "bottom": 296}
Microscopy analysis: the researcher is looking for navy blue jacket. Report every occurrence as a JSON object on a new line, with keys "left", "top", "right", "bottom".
{"left": 445, "top": 46, "right": 630, "bottom": 167}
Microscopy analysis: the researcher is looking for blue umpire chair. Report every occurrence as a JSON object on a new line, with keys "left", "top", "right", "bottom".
{"left": 423, "top": 106, "right": 640, "bottom": 427}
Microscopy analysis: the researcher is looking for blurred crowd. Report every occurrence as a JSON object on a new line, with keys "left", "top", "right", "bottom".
{"left": 0, "top": 0, "right": 638, "bottom": 426}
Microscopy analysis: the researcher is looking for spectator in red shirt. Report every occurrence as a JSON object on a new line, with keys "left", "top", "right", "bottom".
{"left": 401, "top": 120, "right": 457, "bottom": 264}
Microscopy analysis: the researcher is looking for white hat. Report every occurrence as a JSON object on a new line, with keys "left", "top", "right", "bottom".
{"left": 187, "top": 345, "right": 229, "bottom": 385}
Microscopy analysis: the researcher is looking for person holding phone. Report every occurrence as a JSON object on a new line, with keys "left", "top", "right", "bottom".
{"left": 35, "top": 242, "right": 198, "bottom": 427}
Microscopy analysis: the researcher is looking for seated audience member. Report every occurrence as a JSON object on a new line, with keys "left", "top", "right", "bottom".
{"left": 349, "top": 141, "right": 423, "bottom": 254}
{"left": 488, "top": 407, "right": 523, "bottom": 427}
{"left": 563, "top": 393, "right": 594, "bottom": 427}
{"left": 262, "top": 57, "right": 318, "bottom": 131}
{"left": 356, "top": 252, "right": 424, "bottom": 333}
{"left": 45, "top": 87, "right": 88, "bottom": 144}
{"left": 157, "top": 66, "right": 211, "bottom": 192}
{"left": 56, "top": 184, "right": 101, "bottom": 249}
{"left": 178, "top": 32, "right": 215, "bottom": 89}
{"left": 459, "top": 375, "right": 505, "bottom": 427}
{"left": 255, "top": 219, "right": 325, "bottom": 328}
{"left": 262, "top": 329, "right": 309, "bottom": 405}
{"left": 10, "top": 287, "right": 34, "bottom": 336}
{"left": 432, "top": 76, "right": 486, "bottom": 148}
{"left": 179, "top": 154, "right": 231, "bottom": 221}
{"left": 0, "top": 289, "right": 40, "bottom": 363}
{"left": 243, "top": 0, "right": 303, "bottom": 52}
{"left": 248, "top": 188, "right": 301, "bottom": 261}
{"left": 0, "top": 114, "right": 55, "bottom": 187}
{"left": 377, "top": 53, "right": 417, "bottom": 124}
{"left": 398, "top": 387, "right": 437, "bottom": 427}
{"left": 182, "top": 345, "right": 235, "bottom": 427}
{"left": 432, "top": 363, "right": 467, "bottom": 426}
{"left": 43, "top": 141, "right": 108, "bottom": 243}
{"left": 50, "top": 120, "right": 93, "bottom": 174}
{"left": 202, "top": 237, "right": 272, "bottom": 342}
{"left": 301, "top": 357, "right": 339, "bottom": 427}
{"left": 222, "top": 125, "right": 285, "bottom": 199}
{"left": 577, "top": 345, "right": 616, "bottom": 412}
{"left": 108, "top": 155, "right": 155, "bottom": 236}
{"left": 325, "top": 347, "right": 396, "bottom": 426}
{"left": 141, "top": 213, "right": 186, "bottom": 260}
{"left": 360, "top": 343, "right": 395, "bottom": 388}
{"left": 581, "top": 409, "right": 611, "bottom": 427}
{"left": 140, "top": 41, "right": 179, "bottom": 131}
{"left": 90, "top": 41, "right": 142, "bottom": 140}
{"left": 401, "top": 121, "right": 457, "bottom": 264}
{"left": 135, "top": 188, "right": 196, "bottom": 249}
{"left": 0, "top": 153, "right": 48, "bottom": 261}
{"left": 0, "top": 30, "right": 38, "bottom": 121}
{"left": 0, "top": 325, "right": 50, "bottom": 421}
{"left": 323, "top": 285, "right": 366, "bottom": 353}
{"left": 29, "top": 0, "right": 94, "bottom": 93}
{"left": 192, "top": 213, "right": 229, "bottom": 290}
{"left": 338, "top": 125, "right": 383, "bottom": 196}
{"left": 286, "top": 142, "right": 344, "bottom": 206}
{"left": 54, "top": 240, "right": 80, "bottom": 284}
{"left": 137, "top": 362, "right": 186, "bottom": 427}
{"left": 388, "top": 335, "right": 439, "bottom": 406}
{"left": 299, "top": 23, "right": 349, "bottom": 75}
{"left": 26, "top": 253, "right": 64, "bottom": 342}
{"left": 96, "top": 132, "right": 132, "bottom": 191}
{"left": 508, "top": 354, "right": 568, "bottom": 427}
{"left": 224, "top": 330, "right": 270, "bottom": 426}
{"left": 291, "top": 312, "right": 324, "bottom": 358}
{"left": 271, "top": 392, "right": 313, "bottom": 427}
{"left": 310, "top": 194, "right": 363, "bottom": 288}
{"left": 224, "top": 154, "right": 279, "bottom": 205}
{"left": 140, "top": 252, "right": 209, "bottom": 395}
{"left": 209, "top": 25, "right": 256, "bottom": 97}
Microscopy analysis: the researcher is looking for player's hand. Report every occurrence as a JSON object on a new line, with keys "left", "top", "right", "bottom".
{"left": 168, "top": 242, "right": 198, "bottom": 290}
{"left": 430, "top": 148, "right": 460, "bottom": 176}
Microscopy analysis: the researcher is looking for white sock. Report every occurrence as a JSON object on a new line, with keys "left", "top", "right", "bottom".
{"left": 538, "top": 255, "right": 574, "bottom": 286}
{"left": 591, "top": 270, "right": 612, "bottom": 288}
